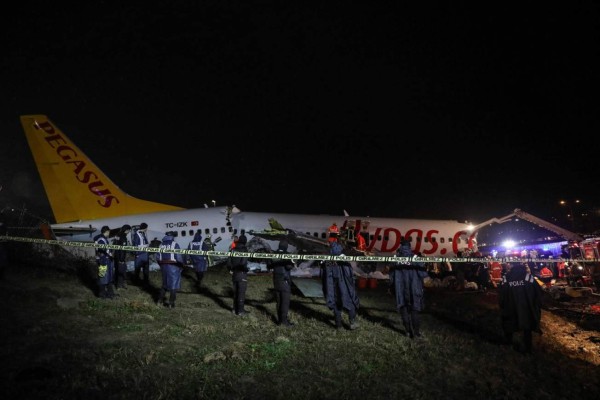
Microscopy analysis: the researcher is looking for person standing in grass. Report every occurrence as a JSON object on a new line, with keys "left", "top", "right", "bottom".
{"left": 94, "top": 225, "right": 116, "bottom": 299}
{"left": 112, "top": 224, "right": 131, "bottom": 290}
{"left": 390, "top": 239, "right": 428, "bottom": 338}
{"left": 133, "top": 222, "right": 150, "bottom": 286}
{"left": 228, "top": 239, "right": 250, "bottom": 316}
{"left": 267, "top": 239, "right": 295, "bottom": 327}
{"left": 499, "top": 262, "right": 543, "bottom": 354}
{"left": 321, "top": 240, "right": 360, "bottom": 329}
{"left": 187, "top": 230, "right": 208, "bottom": 291}
{"left": 156, "top": 231, "right": 185, "bottom": 309}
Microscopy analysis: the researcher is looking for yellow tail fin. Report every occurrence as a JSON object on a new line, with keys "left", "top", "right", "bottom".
{"left": 21, "top": 115, "right": 184, "bottom": 223}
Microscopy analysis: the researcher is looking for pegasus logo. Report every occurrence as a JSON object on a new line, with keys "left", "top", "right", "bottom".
{"left": 34, "top": 120, "right": 120, "bottom": 208}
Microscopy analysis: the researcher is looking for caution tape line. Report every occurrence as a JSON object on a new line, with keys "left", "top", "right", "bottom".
{"left": 2, "top": 235, "right": 600, "bottom": 264}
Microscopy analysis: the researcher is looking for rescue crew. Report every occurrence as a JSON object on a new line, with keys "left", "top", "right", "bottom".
{"left": 328, "top": 222, "right": 339, "bottom": 243}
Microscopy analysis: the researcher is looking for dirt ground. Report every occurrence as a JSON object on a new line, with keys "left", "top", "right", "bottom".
{"left": 425, "top": 285, "right": 600, "bottom": 366}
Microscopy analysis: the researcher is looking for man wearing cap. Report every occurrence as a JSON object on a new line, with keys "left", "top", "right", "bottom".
{"left": 133, "top": 223, "right": 150, "bottom": 286}
{"left": 113, "top": 224, "right": 132, "bottom": 289}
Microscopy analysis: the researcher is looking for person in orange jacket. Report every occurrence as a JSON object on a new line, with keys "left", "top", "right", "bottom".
{"left": 328, "top": 223, "right": 339, "bottom": 243}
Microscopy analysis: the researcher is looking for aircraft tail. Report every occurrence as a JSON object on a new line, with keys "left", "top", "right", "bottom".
{"left": 20, "top": 115, "right": 184, "bottom": 223}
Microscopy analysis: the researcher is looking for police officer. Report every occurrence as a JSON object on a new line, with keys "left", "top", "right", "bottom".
{"left": 133, "top": 223, "right": 150, "bottom": 285}
{"left": 187, "top": 230, "right": 208, "bottom": 291}
{"left": 499, "top": 262, "right": 543, "bottom": 354}
{"left": 321, "top": 240, "right": 360, "bottom": 329}
{"left": 156, "top": 231, "right": 185, "bottom": 308}
{"left": 94, "top": 226, "right": 115, "bottom": 299}
{"left": 228, "top": 239, "right": 250, "bottom": 316}
{"left": 267, "top": 240, "right": 295, "bottom": 327}
{"left": 390, "top": 240, "right": 428, "bottom": 338}
{"left": 112, "top": 224, "right": 131, "bottom": 289}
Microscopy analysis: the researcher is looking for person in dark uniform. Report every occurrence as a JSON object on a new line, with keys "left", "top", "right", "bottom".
{"left": 187, "top": 230, "right": 208, "bottom": 291}
{"left": 94, "top": 225, "right": 116, "bottom": 299}
{"left": 267, "top": 240, "right": 295, "bottom": 327}
{"left": 321, "top": 240, "right": 360, "bottom": 329}
{"left": 228, "top": 239, "right": 250, "bottom": 316}
{"left": 390, "top": 240, "right": 428, "bottom": 338}
{"left": 156, "top": 231, "right": 185, "bottom": 308}
{"left": 112, "top": 224, "right": 131, "bottom": 289}
{"left": 133, "top": 222, "right": 150, "bottom": 286}
{"left": 499, "top": 262, "right": 543, "bottom": 354}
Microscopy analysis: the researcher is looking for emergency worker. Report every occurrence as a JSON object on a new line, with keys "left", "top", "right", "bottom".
{"left": 321, "top": 240, "right": 360, "bottom": 329}
{"left": 390, "top": 240, "right": 428, "bottom": 338}
{"left": 187, "top": 230, "right": 208, "bottom": 290}
{"left": 499, "top": 262, "right": 543, "bottom": 354}
{"left": 328, "top": 222, "right": 339, "bottom": 243}
{"left": 228, "top": 239, "right": 250, "bottom": 316}
{"left": 267, "top": 240, "right": 295, "bottom": 327}
{"left": 230, "top": 235, "right": 238, "bottom": 251}
{"left": 133, "top": 222, "right": 150, "bottom": 285}
{"left": 490, "top": 260, "right": 503, "bottom": 287}
{"left": 156, "top": 231, "right": 185, "bottom": 308}
{"left": 538, "top": 264, "right": 554, "bottom": 287}
{"left": 355, "top": 229, "right": 367, "bottom": 251}
{"left": 112, "top": 224, "right": 131, "bottom": 289}
{"left": 94, "top": 226, "right": 115, "bottom": 299}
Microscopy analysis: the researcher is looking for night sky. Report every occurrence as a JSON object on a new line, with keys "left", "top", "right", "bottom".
{"left": 1, "top": 3, "right": 599, "bottom": 233}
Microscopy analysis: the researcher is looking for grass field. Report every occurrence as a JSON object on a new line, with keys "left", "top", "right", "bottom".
{"left": 0, "top": 243, "right": 599, "bottom": 399}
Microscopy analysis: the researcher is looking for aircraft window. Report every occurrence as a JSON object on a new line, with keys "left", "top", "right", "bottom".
{"left": 383, "top": 236, "right": 389, "bottom": 241}
{"left": 431, "top": 237, "right": 436, "bottom": 243}
{"left": 449, "top": 238, "right": 453, "bottom": 243}
{"left": 321, "top": 232, "right": 327, "bottom": 239}
{"left": 221, "top": 227, "right": 226, "bottom": 233}
{"left": 228, "top": 227, "right": 233, "bottom": 233}
{"left": 213, "top": 228, "right": 218, "bottom": 234}
{"left": 233, "top": 229, "right": 238, "bottom": 235}
{"left": 440, "top": 238, "right": 445, "bottom": 244}
{"left": 424, "top": 237, "right": 429, "bottom": 243}
{"left": 204, "top": 229, "right": 210, "bottom": 235}
{"left": 181, "top": 231, "right": 186, "bottom": 237}
{"left": 190, "top": 230, "right": 194, "bottom": 236}
{"left": 417, "top": 237, "right": 422, "bottom": 242}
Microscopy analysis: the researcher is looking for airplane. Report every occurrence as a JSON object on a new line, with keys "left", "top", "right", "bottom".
{"left": 19, "top": 114, "right": 480, "bottom": 262}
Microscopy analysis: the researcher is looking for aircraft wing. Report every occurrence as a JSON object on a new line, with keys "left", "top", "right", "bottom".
{"left": 248, "top": 226, "right": 330, "bottom": 254}
{"left": 248, "top": 217, "right": 369, "bottom": 256}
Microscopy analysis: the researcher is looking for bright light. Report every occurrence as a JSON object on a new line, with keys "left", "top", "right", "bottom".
{"left": 502, "top": 239, "right": 516, "bottom": 249}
